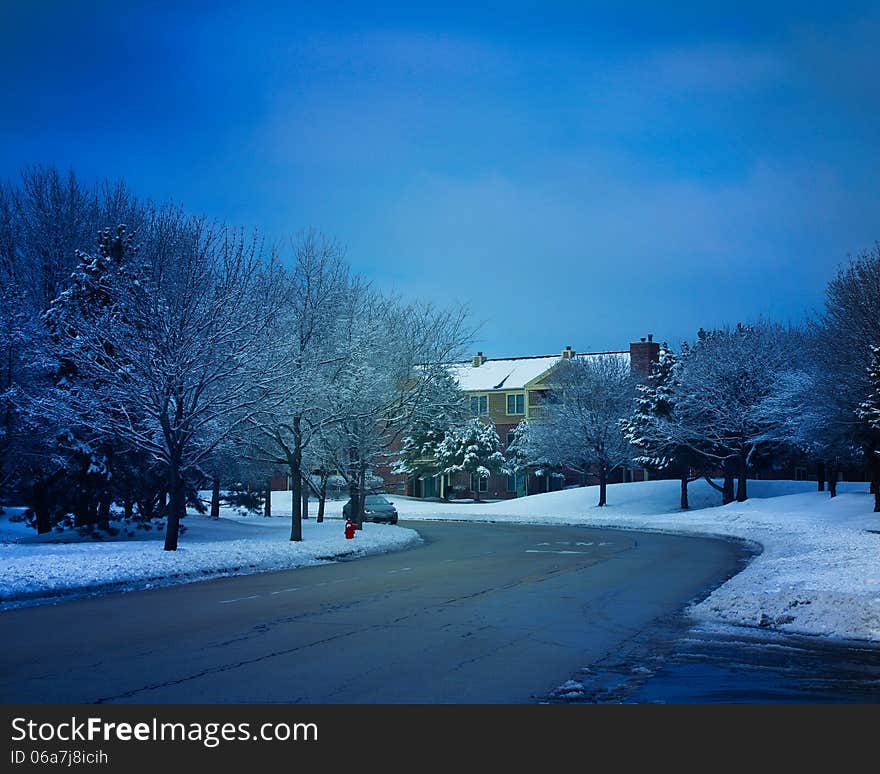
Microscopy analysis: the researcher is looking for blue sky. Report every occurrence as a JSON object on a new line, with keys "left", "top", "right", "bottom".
{"left": 2, "top": 1, "right": 878, "bottom": 356}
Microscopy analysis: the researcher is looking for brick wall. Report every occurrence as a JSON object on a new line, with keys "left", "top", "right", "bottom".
{"left": 629, "top": 336, "right": 660, "bottom": 380}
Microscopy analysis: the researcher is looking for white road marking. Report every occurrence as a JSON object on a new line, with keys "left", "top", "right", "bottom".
{"left": 218, "top": 595, "right": 260, "bottom": 604}
{"left": 525, "top": 549, "right": 594, "bottom": 555}
{"left": 388, "top": 567, "right": 413, "bottom": 574}
{"left": 269, "top": 587, "right": 300, "bottom": 595}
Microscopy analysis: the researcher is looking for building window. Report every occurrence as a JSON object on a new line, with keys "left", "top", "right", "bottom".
{"left": 506, "top": 471, "right": 525, "bottom": 494}
{"left": 470, "top": 395, "right": 488, "bottom": 416}
{"left": 506, "top": 393, "right": 525, "bottom": 415}
{"left": 470, "top": 473, "right": 488, "bottom": 492}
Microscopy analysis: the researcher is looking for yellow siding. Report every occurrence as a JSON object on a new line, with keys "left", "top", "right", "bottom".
{"left": 487, "top": 392, "right": 506, "bottom": 421}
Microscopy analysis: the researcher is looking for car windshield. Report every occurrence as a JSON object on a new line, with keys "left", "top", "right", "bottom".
{"left": 364, "top": 496, "right": 390, "bottom": 506}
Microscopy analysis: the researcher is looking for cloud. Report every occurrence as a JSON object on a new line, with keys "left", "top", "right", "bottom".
{"left": 639, "top": 43, "right": 790, "bottom": 93}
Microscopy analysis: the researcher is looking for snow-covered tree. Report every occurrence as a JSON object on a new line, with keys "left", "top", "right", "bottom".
{"left": 621, "top": 343, "right": 706, "bottom": 509}
{"left": 328, "top": 295, "right": 472, "bottom": 523}
{"left": 246, "top": 231, "right": 356, "bottom": 540}
{"left": 45, "top": 207, "right": 290, "bottom": 549}
{"left": 394, "top": 412, "right": 461, "bottom": 478}
{"left": 857, "top": 344, "right": 880, "bottom": 509}
{"left": 670, "top": 322, "right": 803, "bottom": 503}
{"left": 814, "top": 246, "right": 880, "bottom": 511}
{"left": 502, "top": 418, "right": 566, "bottom": 494}
{"left": 392, "top": 372, "right": 468, "bottom": 495}
{"left": 435, "top": 418, "right": 504, "bottom": 502}
{"left": 858, "top": 345, "right": 880, "bottom": 431}
{"left": 0, "top": 169, "right": 143, "bottom": 526}
{"left": 544, "top": 354, "right": 635, "bottom": 506}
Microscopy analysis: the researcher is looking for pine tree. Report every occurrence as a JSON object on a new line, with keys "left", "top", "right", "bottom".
{"left": 38, "top": 225, "right": 139, "bottom": 531}
{"left": 622, "top": 343, "right": 677, "bottom": 469}
{"left": 858, "top": 345, "right": 880, "bottom": 431}
{"left": 393, "top": 413, "right": 459, "bottom": 478}
{"left": 621, "top": 343, "right": 705, "bottom": 509}
{"left": 857, "top": 344, "right": 880, "bottom": 512}
{"left": 436, "top": 419, "right": 504, "bottom": 502}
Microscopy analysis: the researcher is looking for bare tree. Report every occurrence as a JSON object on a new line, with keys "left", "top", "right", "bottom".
{"left": 47, "top": 206, "right": 290, "bottom": 549}
{"left": 814, "top": 246, "right": 880, "bottom": 510}
{"left": 247, "top": 231, "right": 355, "bottom": 540}
{"left": 670, "top": 323, "right": 803, "bottom": 503}
{"left": 544, "top": 354, "right": 635, "bottom": 506}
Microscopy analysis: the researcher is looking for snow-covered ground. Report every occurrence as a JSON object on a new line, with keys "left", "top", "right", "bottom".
{"left": 380, "top": 479, "right": 880, "bottom": 643}
{"left": 0, "top": 499, "right": 420, "bottom": 608}
{"left": 3, "top": 479, "right": 879, "bottom": 645}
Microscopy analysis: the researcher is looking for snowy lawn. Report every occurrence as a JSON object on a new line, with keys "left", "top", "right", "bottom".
{"left": 0, "top": 499, "right": 420, "bottom": 608}
{"left": 383, "top": 479, "right": 880, "bottom": 643}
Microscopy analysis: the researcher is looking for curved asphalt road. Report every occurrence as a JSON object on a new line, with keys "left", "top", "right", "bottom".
{"left": 0, "top": 521, "right": 746, "bottom": 703}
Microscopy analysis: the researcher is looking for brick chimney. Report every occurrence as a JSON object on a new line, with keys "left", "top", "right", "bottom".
{"left": 472, "top": 351, "right": 487, "bottom": 367}
{"left": 561, "top": 345, "right": 576, "bottom": 359}
{"left": 629, "top": 334, "right": 660, "bottom": 379}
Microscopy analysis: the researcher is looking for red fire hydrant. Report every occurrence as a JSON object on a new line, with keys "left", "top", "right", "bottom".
{"left": 344, "top": 519, "right": 356, "bottom": 540}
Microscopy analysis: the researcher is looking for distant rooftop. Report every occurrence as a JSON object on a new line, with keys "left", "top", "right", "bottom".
{"left": 448, "top": 350, "right": 629, "bottom": 392}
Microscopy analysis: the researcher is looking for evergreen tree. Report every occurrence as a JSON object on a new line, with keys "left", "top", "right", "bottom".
{"left": 621, "top": 343, "right": 705, "bottom": 509}
{"left": 858, "top": 345, "right": 880, "bottom": 431}
{"left": 393, "top": 412, "right": 461, "bottom": 498}
{"left": 857, "top": 344, "right": 880, "bottom": 511}
{"left": 436, "top": 419, "right": 504, "bottom": 502}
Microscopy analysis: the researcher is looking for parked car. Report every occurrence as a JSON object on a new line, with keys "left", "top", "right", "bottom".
{"left": 342, "top": 494, "right": 398, "bottom": 525}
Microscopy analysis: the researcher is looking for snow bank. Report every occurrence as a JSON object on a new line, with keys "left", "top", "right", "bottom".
{"left": 384, "top": 479, "right": 880, "bottom": 643}
{"left": 0, "top": 506, "right": 420, "bottom": 608}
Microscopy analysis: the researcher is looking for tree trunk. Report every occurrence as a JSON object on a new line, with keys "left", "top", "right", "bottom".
{"left": 868, "top": 455, "right": 880, "bottom": 512}
{"left": 348, "top": 446, "right": 361, "bottom": 529}
{"left": 302, "top": 479, "right": 309, "bottom": 520}
{"left": 598, "top": 466, "right": 607, "bottom": 507}
{"left": 828, "top": 460, "right": 838, "bottom": 498}
{"left": 123, "top": 497, "right": 134, "bottom": 520}
{"left": 317, "top": 475, "right": 327, "bottom": 523}
{"left": 357, "top": 464, "right": 367, "bottom": 526}
{"left": 32, "top": 481, "right": 52, "bottom": 535}
{"left": 680, "top": 471, "right": 689, "bottom": 510}
{"left": 74, "top": 476, "right": 93, "bottom": 528}
{"left": 164, "top": 465, "right": 184, "bottom": 551}
{"left": 736, "top": 454, "right": 748, "bottom": 502}
{"left": 722, "top": 464, "right": 735, "bottom": 505}
{"left": 97, "top": 489, "right": 111, "bottom": 531}
{"left": 264, "top": 482, "right": 272, "bottom": 517}
{"left": 210, "top": 477, "right": 220, "bottom": 518}
{"left": 817, "top": 460, "right": 826, "bottom": 492}
{"left": 290, "top": 416, "right": 303, "bottom": 541}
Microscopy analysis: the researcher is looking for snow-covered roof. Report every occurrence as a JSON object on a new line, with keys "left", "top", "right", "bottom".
{"left": 448, "top": 351, "right": 629, "bottom": 392}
